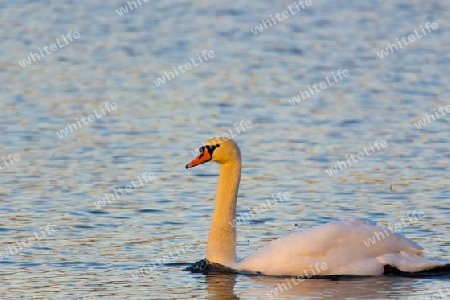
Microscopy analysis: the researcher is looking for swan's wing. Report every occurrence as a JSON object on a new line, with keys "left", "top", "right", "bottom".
{"left": 236, "top": 220, "right": 448, "bottom": 276}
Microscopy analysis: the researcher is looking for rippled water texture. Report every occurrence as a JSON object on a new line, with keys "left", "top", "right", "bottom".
{"left": 1, "top": 0, "right": 449, "bottom": 299}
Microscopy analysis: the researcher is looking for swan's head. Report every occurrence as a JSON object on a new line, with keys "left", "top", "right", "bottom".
{"left": 185, "top": 138, "right": 241, "bottom": 169}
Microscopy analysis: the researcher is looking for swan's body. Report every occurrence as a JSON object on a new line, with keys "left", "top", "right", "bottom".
{"left": 235, "top": 219, "right": 445, "bottom": 276}
{"left": 186, "top": 138, "right": 448, "bottom": 276}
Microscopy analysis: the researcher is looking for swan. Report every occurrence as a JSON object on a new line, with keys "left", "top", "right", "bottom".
{"left": 185, "top": 138, "right": 449, "bottom": 276}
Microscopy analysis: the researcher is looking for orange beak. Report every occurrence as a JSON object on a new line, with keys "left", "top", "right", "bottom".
{"left": 185, "top": 149, "right": 212, "bottom": 169}
{"left": 186, "top": 144, "right": 220, "bottom": 169}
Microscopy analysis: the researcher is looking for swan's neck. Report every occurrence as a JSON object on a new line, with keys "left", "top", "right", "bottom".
{"left": 206, "top": 158, "right": 241, "bottom": 266}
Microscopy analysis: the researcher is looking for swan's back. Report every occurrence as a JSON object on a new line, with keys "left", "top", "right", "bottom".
{"left": 235, "top": 220, "right": 446, "bottom": 276}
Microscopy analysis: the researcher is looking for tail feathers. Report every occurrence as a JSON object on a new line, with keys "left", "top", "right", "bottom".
{"left": 383, "top": 263, "right": 450, "bottom": 277}
{"left": 378, "top": 252, "right": 450, "bottom": 276}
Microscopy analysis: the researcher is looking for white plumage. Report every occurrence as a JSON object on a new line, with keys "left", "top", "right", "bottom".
{"left": 186, "top": 138, "right": 448, "bottom": 276}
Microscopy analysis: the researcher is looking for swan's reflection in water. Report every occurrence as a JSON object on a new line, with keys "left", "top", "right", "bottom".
{"left": 205, "top": 273, "right": 239, "bottom": 300}
{"left": 203, "top": 272, "right": 428, "bottom": 299}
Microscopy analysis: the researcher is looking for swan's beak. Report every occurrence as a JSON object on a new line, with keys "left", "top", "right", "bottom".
{"left": 185, "top": 144, "right": 220, "bottom": 169}
{"left": 185, "top": 149, "right": 212, "bottom": 169}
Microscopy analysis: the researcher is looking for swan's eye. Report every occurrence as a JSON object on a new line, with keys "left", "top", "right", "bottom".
{"left": 204, "top": 144, "right": 221, "bottom": 157}
{"left": 186, "top": 144, "right": 218, "bottom": 169}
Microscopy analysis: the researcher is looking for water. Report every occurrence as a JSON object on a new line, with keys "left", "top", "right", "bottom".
{"left": 1, "top": 0, "right": 449, "bottom": 299}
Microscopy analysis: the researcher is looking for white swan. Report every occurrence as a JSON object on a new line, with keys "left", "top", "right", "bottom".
{"left": 185, "top": 138, "right": 448, "bottom": 276}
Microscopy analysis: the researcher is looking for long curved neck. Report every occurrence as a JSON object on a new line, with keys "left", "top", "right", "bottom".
{"left": 206, "top": 157, "right": 241, "bottom": 266}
